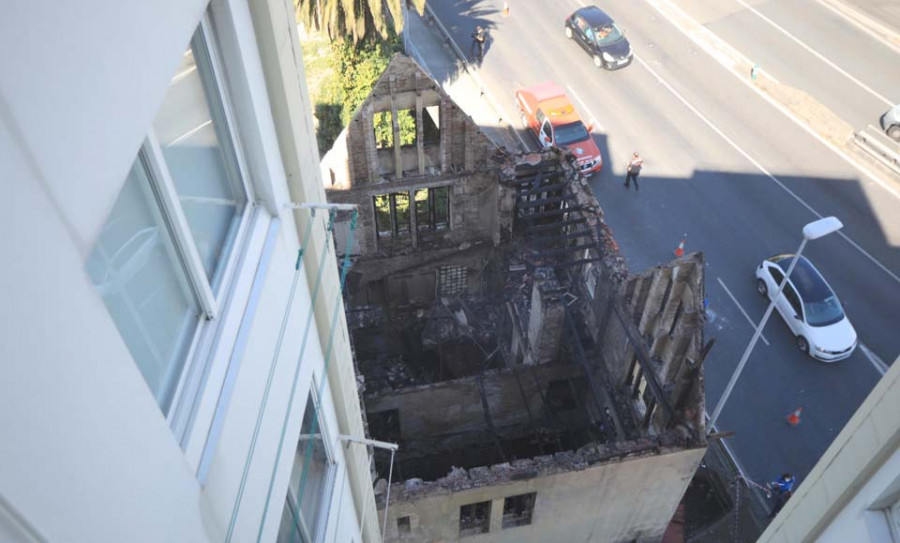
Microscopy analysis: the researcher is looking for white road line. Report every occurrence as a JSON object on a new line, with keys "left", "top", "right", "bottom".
{"left": 566, "top": 84, "right": 602, "bottom": 131}
{"left": 635, "top": 55, "right": 900, "bottom": 287}
{"left": 811, "top": 0, "right": 900, "bottom": 56}
{"left": 645, "top": 0, "right": 900, "bottom": 203}
{"left": 733, "top": 0, "right": 895, "bottom": 107}
{"left": 716, "top": 277, "right": 770, "bottom": 346}
{"left": 859, "top": 343, "right": 889, "bottom": 376}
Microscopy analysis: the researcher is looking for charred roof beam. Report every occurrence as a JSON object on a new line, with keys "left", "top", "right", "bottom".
{"left": 519, "top": 205, "right": 588, "bottom": 221}
{"left": 530, "top": 243, "right": 602, "bottom": 259}
{"left": 523, "top": 217, "right": 587, "bottom": 232}
{"left": 518, "top": 194, "right": 577, "bottom": 208}
{"left": 516, "top": 181, "right": 568, "bottom": 196}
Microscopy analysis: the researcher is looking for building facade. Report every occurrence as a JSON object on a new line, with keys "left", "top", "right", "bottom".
{"left": 1, "top": 1, "right": 378, "bottom": 542}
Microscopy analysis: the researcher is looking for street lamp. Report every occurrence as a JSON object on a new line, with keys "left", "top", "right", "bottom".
{"left": 707, "top": 216, "right": 844, "bottom": 432}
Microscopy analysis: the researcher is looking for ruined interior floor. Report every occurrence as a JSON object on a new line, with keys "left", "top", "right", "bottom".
{"left": 350, "top": 256, "right": 639, "bottom": 484}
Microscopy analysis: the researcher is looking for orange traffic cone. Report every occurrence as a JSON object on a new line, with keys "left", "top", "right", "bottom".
{"left": 786, "top": 407, "right": 802, "bottom": 426}
{"left": 674, "top": 237, "right": 686, "bottom": 258}
{"left": 502, "top": 1, "right": 510, "bottom": 17}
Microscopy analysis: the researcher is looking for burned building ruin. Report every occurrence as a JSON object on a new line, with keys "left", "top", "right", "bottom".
{"left": 322, "top": 55, "right": 708, "bottom": 543}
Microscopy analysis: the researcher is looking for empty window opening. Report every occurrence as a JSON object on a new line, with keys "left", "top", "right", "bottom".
{"left": 397, "top": 516, "right": 411, "bottom": 534}
{"left": 422, "top": 105, "right": 441, "bottom": 144}
{"left": 373, "top": 192, "right": 411, "bottom": 238}
{"left": 374, "top": 194, "right": 392, "bottom": 237}
{"left": 438, "top": 266, "right": 467, "bottom": 297}
{"left": 397, "top": 108, "right": 417, "bottom": 148}
{"left": 415, "top": 186, "right": 450, "bottom": 231}
{"left": 368, "top": 409, "right": 401, "bottom": 443}
{"left": 459, "top": 501, "right": 491, "bottom": 537}
{"left": 374, "top": 111, "right": 393, "bottom": 149}
{"left": 502, "top": 493, "right": 536, "bottom": 529}
{"left": 668, "top": 301, "right": 684, "bottom": 337}
{"left": 546, "top": 379, "right": 577, "bottom": 410}
{"left": 393, "top": 193, "right": 410, "bottom": 235}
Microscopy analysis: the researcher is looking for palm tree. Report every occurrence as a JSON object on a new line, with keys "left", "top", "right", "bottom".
{"left": 295, "top": 0, "right": 425, "bottom": 44}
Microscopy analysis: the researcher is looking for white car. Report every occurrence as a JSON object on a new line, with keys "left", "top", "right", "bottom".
{"left": 755, "top": 254, "right": 857, "bottom": 362}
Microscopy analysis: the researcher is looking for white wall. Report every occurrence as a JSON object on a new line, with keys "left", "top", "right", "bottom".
{"left": 817, "top": 450, "right": 899, "bottom": 543}
{"left": 0, "top": 0, "right": 368, "bottom": 541}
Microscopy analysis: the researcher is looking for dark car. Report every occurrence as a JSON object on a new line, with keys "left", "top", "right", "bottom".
{"left": 565, "top": 6, "right": 633, "bottom": 70}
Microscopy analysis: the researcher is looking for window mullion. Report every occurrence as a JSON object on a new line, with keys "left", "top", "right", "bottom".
{"left": 144, "top": 132, "right": 218, "bottom": 319}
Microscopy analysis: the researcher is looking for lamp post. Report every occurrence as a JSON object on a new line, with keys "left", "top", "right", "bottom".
{"left": 707, "top": 216, "right": 844, "bottom": 431}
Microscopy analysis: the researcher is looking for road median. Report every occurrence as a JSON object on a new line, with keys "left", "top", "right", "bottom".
{"left": 645, "top": 0, "right": 900, "bottom": 193}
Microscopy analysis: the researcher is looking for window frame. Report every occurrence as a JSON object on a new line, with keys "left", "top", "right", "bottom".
{"left": 282, "top": 387, "right": 339, "bottom": 543}
{"left": 414, "top": 186, "right": 450, "bottom": 232}
{"left": 169, "top": 6, "right": 274, "bottom": 451}
{"left": 95, "top": 9, "right": 260, "bottom": 438}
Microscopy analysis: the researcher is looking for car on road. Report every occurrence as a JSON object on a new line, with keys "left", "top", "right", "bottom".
{"left": 755, "top": 254, "right": 857, "bottom": 362}
{"left": 881, "top": 104, "right": 900, "bottom": 141}
{"left": 564, "top": 6, "right": 633, "bottom": 70}
{"left": 515, "top": 81, "right": 603, "bottom": 174}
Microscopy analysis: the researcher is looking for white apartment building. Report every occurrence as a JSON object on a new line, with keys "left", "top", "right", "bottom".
{"left": 0, "top": 1, "right": 380, "bottom": 541}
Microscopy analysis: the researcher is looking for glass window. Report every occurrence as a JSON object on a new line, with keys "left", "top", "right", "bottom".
{"left": 277, "top": 395, "right": 335, "bottom": 543}
{"left": 554, "top": 122, "right": 590, "bottom": 146}
{"left": 86, "top": 159, "right": 201, "bottom": 412}
{"left": 768, "top": 267, "right": 784, "bottom": 286}
{"left": 593, "top": 24, "right": 624, "bottom": 45}
{"left": 152, "top": 29, "right": 246, "bottom": 289}
{"left": 804, "top": 295, "right": 844, "bottom": 327}
{"left": 541, "top": 121, "right": 553, "bottom": 141}
{"left": 88, "top": 20, "right": 252, "bottom": 417}
{"left": 783, "top": 285, "right": 803, "bottom": 317}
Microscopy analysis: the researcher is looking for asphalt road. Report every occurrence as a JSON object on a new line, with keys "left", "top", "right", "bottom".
{"left": 677, "top": 0, "right": 900, "bottom": 131}
{"left": 424, "top": 0, "right": 900, "bottom": 496}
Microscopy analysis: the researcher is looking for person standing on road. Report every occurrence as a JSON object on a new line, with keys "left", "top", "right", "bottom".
{"left": 624, "top": 151, "right": 643, "bottom": 190}
{"left": 767, "top": 473, "right": 796, "bottom": 518}
{"left": 470, "top": 26, "right": 486, "bottom": 63}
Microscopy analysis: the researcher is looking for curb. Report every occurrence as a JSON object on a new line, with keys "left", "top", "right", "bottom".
{"left": 813, "top": 0, "right": 900, "bottom": 53}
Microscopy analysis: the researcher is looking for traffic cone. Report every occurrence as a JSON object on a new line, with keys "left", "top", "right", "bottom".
{"left": 502, "top": 1, "right": 510, "bottom": 17}
{"left": 674, "top": 237, "right": 686, "bottom": 258}
{"left": 786, "top": 407, "right": 802, "bottom": 426}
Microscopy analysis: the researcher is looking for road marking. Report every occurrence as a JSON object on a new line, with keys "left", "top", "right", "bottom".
{"left": 644, "top": 0, "right": 900, "bottom": 204}
{"left": 566, "top": 84, "right": 604, "bottom": 132}
{"left": 732, "top": 0, "right": 895, "bottom": 107}
{"left": 716, "top": 277, "right": 770, "bottom": 346}
{"left": 635, "top": 55, "right": 900, "bottom": 288}
{"left": 811, "top": 0, "right": 900, "bottom": 56}
{"left": 859, "top": 343, "right": 889, "bottom": 375}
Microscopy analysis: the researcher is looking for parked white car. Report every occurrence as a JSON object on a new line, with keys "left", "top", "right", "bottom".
{"left": 755, "top": 254, "right": 857, "bottom": 361}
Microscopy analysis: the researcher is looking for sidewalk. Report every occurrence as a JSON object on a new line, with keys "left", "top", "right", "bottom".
{"left": 405, "top": 6, "right": 523, "bottom": 152}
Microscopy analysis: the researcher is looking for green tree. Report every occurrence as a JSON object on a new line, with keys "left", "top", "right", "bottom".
{"left": 295, "top": 0, "right": 426, "bottom": 45}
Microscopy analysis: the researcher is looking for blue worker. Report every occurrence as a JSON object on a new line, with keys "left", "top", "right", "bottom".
{"left": 767, "top": 473, "right": 796, "bottom": 519}
{"left": 770, "top": 473, "right": 795, "bottom": 495}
